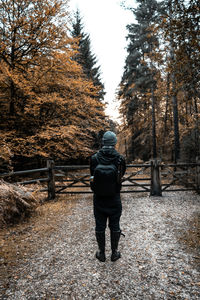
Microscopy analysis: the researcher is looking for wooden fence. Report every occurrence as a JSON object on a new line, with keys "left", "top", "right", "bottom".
{"left": 0, "top": 159, "right": 200, "bottom": 200}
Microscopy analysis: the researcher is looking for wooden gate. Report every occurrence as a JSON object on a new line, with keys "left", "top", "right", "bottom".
{"left": 160, "top": 162, "right": 200, "bottom": 192}
{"left": 54, "top": 163, "right": 153, "bottom": 195}
{"left": 53, "top": 160, "right": 200, "bottom": 197}
{"left": 1, "top": 159, "right": 199, "bottom": 199}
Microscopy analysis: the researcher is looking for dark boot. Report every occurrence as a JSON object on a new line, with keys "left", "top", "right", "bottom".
{"left": 111, "top": 230, "right": 121, "bottom": 262}
{"left": 95, "top": 231, "right": 106, "bottom": 262}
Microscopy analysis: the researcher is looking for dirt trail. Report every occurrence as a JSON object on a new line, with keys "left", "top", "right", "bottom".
{"left": 0, "top": 191, "right": 200, "bottom": 299}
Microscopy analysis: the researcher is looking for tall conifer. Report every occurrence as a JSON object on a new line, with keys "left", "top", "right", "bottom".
{"left": 71, "top": 9, "right": 105, "bottom": 101}
{"left": 119, "top": 0, "right": 162, "bottom": 160}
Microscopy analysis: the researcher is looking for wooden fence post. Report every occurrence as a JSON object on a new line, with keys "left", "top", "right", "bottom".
{"left": 150, "top": 159, "right": 162, "bottom": 196}
{"left": 47, "top": 160, "right": 55, "bottom": 200}
{"left": 196, "top": 157, "right": 200, "bottom": 193}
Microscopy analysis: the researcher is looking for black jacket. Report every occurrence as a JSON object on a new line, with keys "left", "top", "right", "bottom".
{"left": 90, "top": 146, "right": 126, "bottom": 190}
{"left": 90, "top": 147, "right": 126, "bottom": 212}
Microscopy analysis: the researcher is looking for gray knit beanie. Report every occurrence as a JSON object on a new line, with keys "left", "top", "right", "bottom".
{"left": 102, "top": 131, "right": 117, "bottom": 146}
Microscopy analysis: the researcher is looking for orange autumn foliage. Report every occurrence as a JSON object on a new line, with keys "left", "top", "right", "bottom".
{"left": 0, "top": 0, "right": 109, "bottom": 169}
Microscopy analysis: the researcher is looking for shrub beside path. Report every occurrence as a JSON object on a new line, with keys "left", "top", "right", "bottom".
{"left": 0, "top": 191, "right": 200, "bottom": 299}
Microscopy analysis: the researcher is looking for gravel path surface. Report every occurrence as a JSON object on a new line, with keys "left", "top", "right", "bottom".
{"left": 1, "top": 191, "right": 200, "bottom": 299}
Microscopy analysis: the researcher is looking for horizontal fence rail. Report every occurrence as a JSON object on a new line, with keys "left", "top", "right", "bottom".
{"left": 0, "top": 159, "right": 199, "bottom": 199}
{"left": 0, "top": 167, "right": 49, "bottom": 178}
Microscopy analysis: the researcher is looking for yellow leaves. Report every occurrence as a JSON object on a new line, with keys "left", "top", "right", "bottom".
{"left": 0, "top": 144, "right": 13, "bottom": 161}
{"left": 0, "top": 0, "right": 108, "bottom": 163}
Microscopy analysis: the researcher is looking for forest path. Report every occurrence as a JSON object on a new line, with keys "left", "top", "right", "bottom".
{"left": 1, "top": 191, "right": 200, "bottom": 299}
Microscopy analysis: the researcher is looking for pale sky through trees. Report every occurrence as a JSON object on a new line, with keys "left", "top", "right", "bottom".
{"left": 69, "top": 0, "right": 136, "bottom": 122}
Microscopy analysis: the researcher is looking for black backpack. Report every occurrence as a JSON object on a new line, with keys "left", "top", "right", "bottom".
{"left": 92, "top": 154, "right": 121, "bottom": 196}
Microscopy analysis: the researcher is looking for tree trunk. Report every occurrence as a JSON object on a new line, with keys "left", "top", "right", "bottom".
{"left": 162, "top": 72, "right": 170, "bottom": 157}
{"left": 151, "top": 85, "right": 157, "bottom": 159}
{"left": 9, "top": 80, "right": 15, "bottom": 115}
{"left": 169, "top": 1, "right": 180, "bottom": 163}
{"left": 194, "top": 96, "right": 199, "bottom": 157}
{"left": 171, "top": 73, "right": 180, "bottom": 163}
{"left": 9, "top": 25, "right": 17, "bottom": 115}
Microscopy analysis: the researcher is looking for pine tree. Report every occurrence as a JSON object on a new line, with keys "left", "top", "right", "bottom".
{"left": 159, "top": 0, "right": 200, "bottom": 161}
{"left": 118, "top": 0, "right": 199, "bottom": 162}
{"left": 119, "top": 0, "right": 163, "bottom": 160}
{"left": 71, "top": 9, "right": 105, "bottom": 101}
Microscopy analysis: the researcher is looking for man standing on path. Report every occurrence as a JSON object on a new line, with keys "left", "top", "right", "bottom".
{"left": 90, "top": 131, "right": 126, "bottom": 262}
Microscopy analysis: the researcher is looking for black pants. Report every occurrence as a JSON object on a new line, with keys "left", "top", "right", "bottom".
{"left": 93, "top": 193, "right": 122, "bottom": 232}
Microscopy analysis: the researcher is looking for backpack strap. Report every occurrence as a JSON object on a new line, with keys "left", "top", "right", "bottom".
{"left": 94, "top": 153, "right": 100, "bottom": 165}
{"left": 117, "top": 155, "right": 122, "bottom": 165}
{"left": 117, "top": 156, "right": 123, "bottom": 184}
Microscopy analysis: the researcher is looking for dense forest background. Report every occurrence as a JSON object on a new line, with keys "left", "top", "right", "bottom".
{"left": 0, "top": 0, "right": 199, "bottom": 172}
{"left": 118, "top": 0, "right": 199, "bottom": 163}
